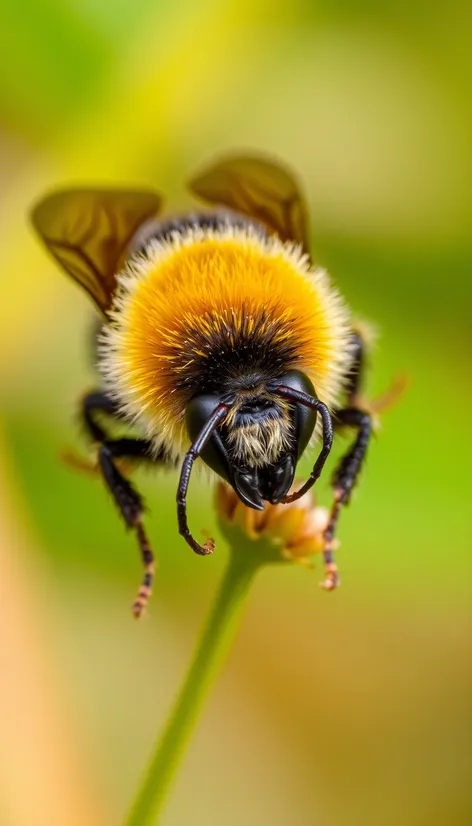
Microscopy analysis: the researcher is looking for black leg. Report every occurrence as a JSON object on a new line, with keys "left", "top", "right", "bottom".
{"left": 177, "top": 403, "right": 230, "bottom": 555}
{"left": 332, "top": 409, "right": 372, "bottom": 504}
{"left": 314, "top": 328, "right": 372, "bottom": 590}
{"left": 98, "top": 438, "right": 150, "bottom": 525}
{"left": 321, "top": 406, "right": 372, "bottom": 590}
{"left": 99, "top": 437, "right": 167, "bottom": 618}
{"left": 78, "top": 388, "right": 170, "bottom": 618}
{"left": 81, "top": 390, "right": 118, "bottom": 442}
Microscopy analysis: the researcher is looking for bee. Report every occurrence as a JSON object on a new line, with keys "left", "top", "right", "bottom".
{"left": 31, "top": 154, "right": 373, "bottom": 616}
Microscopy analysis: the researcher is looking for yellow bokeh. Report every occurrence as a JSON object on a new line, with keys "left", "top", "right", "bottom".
{"left": 0, "top": 2, "right": 470, "bottom": 825}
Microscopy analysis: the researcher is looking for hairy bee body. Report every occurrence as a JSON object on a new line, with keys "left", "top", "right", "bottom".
{"left": 100, "top": 213, "right": 352, "bottom": 471}
{"left": 31, "top": 153, "right": 376, "bottom": 612}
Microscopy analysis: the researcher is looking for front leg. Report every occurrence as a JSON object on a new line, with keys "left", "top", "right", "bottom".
{"left": 321, "top": 407, "right": 372, "bottom": 590}
{"left": 332, "top": 408, "right": 372, "bottom": 505}
{"left": 99, "top": 438, "right": 163, "bottom": 618}
{"left": 82, "top": 389, "right": 118, "bottom": 442}
{"left": 80, "top": 391, "right": 170, "bottom": 617}
{"left": 320, "top": 328, "right": 373, "bottom": 590}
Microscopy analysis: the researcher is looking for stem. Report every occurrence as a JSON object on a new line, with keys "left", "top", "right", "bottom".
{"left": 124, "top": 551, "right": 260, "bottom": 826}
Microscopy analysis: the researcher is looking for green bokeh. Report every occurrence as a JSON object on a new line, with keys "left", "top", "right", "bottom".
{"left": 0, "top": 2, "right": 470, "bottom": 825}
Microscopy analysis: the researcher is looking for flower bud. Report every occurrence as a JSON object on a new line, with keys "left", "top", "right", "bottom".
{"left": 215, "top": 481, "right": 339, "bottom": 584}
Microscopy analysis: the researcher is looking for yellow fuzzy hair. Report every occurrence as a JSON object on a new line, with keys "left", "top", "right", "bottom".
{"left": 99, "top": 224, "right": 352, "bottom": 459}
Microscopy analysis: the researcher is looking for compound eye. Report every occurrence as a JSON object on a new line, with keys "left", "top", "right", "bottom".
{"left": 269, "top": 370, "right": 318, "bottom": 458}
{"left": 186, "top": 394, "right": 231, "bottom": 481}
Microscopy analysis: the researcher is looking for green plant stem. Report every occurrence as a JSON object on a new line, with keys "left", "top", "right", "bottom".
{"left": 124, "top": 550, "right": 261, "bottom": 826}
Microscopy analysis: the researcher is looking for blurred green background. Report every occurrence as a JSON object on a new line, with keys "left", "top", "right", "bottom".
{"left": 0, "top": 2, "right": 470, "bottom": 825}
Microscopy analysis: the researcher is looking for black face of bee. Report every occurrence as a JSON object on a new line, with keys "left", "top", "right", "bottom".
{"left": 186, "top": 371, "right": 317, "bottom": 510}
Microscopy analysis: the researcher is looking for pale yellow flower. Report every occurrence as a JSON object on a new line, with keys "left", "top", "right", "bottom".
{"left": 215, "top": 481, "right": 340, "bottom": 589}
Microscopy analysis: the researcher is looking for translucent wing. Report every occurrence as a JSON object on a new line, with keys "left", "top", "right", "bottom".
{"left": 31, "top": 188, "right": 162, "bottom": 313}
{"left": 188, "top": 154, "right": 309, "bottom": 249}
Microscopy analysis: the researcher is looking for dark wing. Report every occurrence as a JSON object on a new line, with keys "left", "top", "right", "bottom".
{"left": 31, "top": 188, "right": 162, "bottom": 313}
{"left": 188, "top": 154, "right": 309, "bottom": 250}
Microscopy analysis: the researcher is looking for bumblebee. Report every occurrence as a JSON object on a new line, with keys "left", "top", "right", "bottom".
{"left": 31, "top": 155, "right": 373, "bottom": 616}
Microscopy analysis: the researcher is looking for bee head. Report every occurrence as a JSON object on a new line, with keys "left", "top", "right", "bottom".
{"left": 186, "top": 370, "right": 317, "bottom": 510}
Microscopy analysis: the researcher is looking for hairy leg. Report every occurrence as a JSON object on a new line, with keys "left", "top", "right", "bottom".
{"left": 81, "top": 391, "right": 169, "bottom": 616}
{"left": 322, "top": 408, "right": 372, "bottom": 590}
{"left": 321, "top": 331, "right": 372, "bottom": 590}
